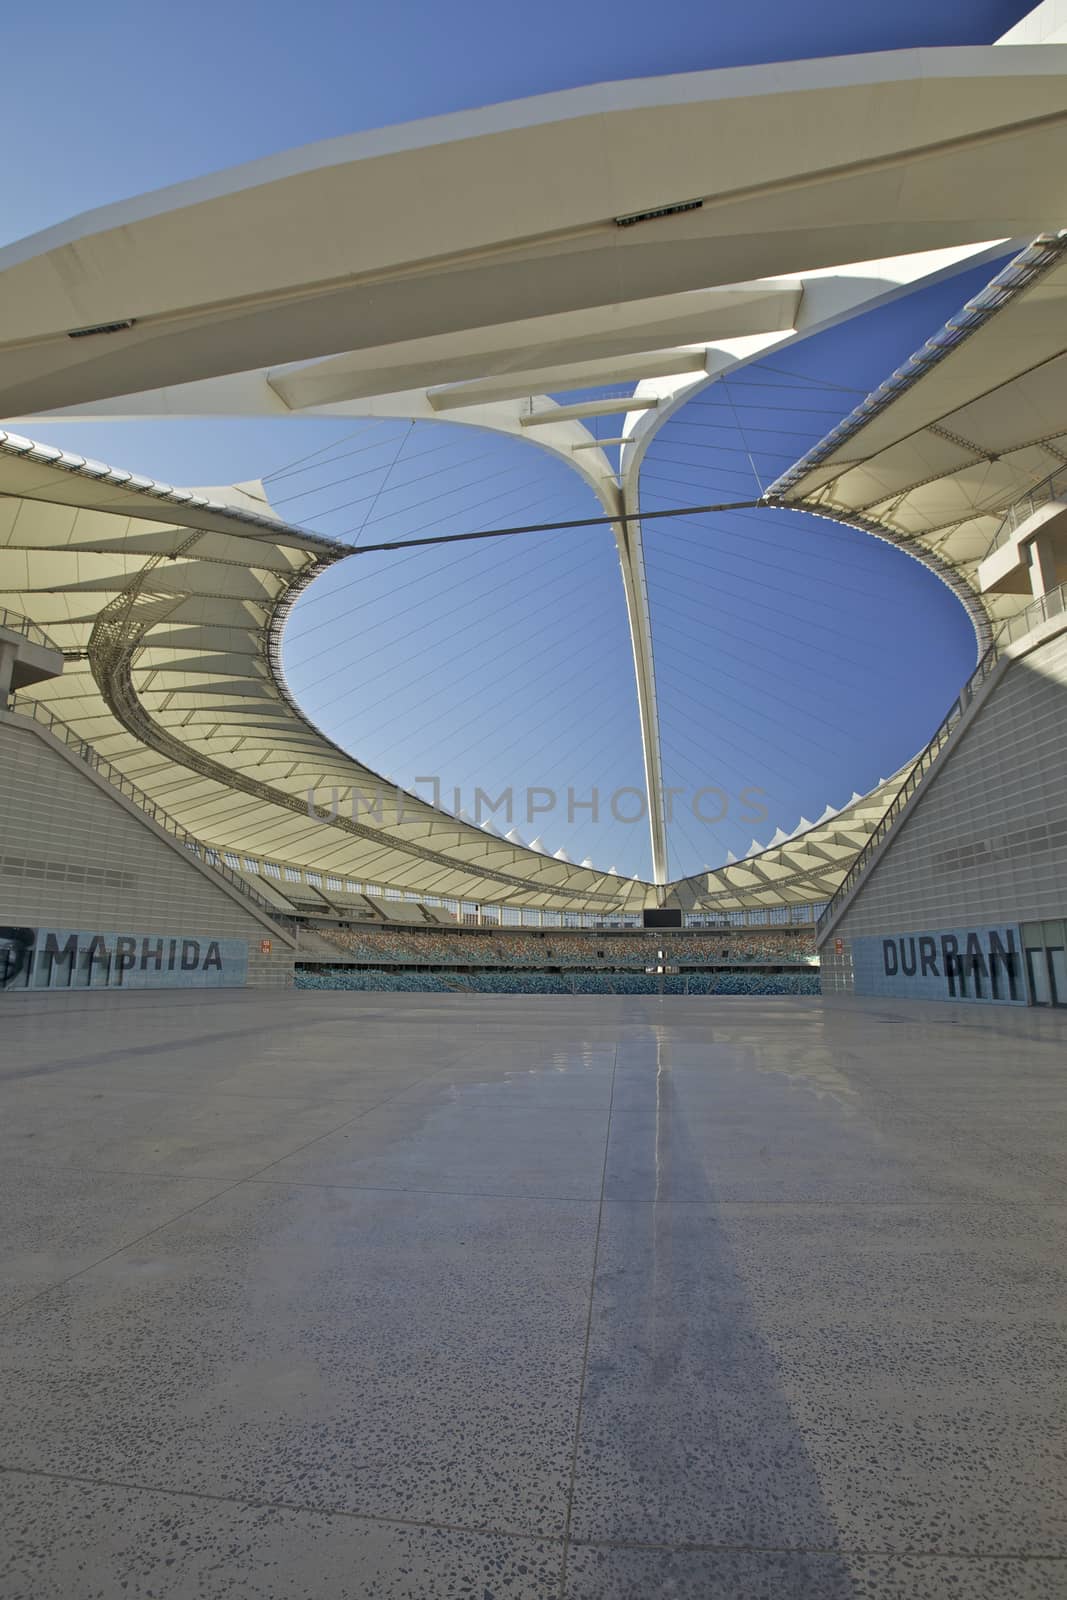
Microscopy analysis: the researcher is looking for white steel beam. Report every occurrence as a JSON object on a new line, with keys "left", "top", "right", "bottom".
{"left": 521, "top": 396, "right": 659, "bottom": 426}
{"left": 426, "top": 347, "right": 705, "bottom": 410}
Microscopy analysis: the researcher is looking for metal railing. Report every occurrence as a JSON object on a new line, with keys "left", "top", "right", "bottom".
{"left": 987, "top": 466, "right": 1067, "bottom": 557}
{"left": 0, "top": 606, "right": 62, "bottom": 654}
{"left": 8, "top": 696, "right": 282, "bottom": 919}
{"left": 998, "top": 579, "right": 1067, "bottom": 646}
{"left": 817, "top": 581, "right": 1067, "bottom": 937}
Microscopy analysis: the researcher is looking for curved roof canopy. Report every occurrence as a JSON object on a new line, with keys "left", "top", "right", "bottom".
{"left": 0, "top": 430, "right": 903, "bottom": 912}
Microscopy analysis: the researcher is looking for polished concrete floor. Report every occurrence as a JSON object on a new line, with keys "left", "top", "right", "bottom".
{"left": 0, "top": 991, "right": 1065, "bottom": 1599}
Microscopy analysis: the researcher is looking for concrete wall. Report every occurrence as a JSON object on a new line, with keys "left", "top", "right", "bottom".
{"left": 820, "top": 623, "right": 1067, "bottom": 998}
{"left": 0, "top": 714, "right": 295, "bottom": 989}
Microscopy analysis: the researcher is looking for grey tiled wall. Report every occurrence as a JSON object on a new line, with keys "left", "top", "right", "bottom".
{"left": 823, "top": 630, "right": 1067, "bottom": 993}
{"left": 0, "top": 718, "right": 294, "bottom": 988}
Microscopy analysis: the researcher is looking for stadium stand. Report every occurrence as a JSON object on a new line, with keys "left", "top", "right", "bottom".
{"left": 361, "top": 898, "right": 429, "bottom": 923}
{"left": 289, "top": 920, "right": 818, "bottom": 996}
{"left": 322, "top": 889, "right": 385, "bottom": 919}
{"left": 295, "top": 968, "right": 457, "bottom": 992}
{"left": 295, "top": 967, "right": 820, "bottom": 995}
{"left": 306, "top": 926, "right": 815, "bottom": 966}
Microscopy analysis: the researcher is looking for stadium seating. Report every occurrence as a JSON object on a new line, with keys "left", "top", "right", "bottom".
{"left": 309, "top": 927, "right": 815, "bottom": 966}
{"left": 295, "top": 968, "right": 456, "bottom": 992}
{"left": 295, "top": 967, "right": 820, "bottom": 996}
{"left": 455, "top": 972, "right": 570, "bottom": 994}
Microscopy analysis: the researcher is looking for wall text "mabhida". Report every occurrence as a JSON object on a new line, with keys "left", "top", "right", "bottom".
{"left": 42, "top": 931, "right": 226, "bottom": 972}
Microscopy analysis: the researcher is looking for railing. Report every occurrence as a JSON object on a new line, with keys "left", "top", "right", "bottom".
{"left": 987, "top": 466, "right": 1067, "bottom": 556}
{"left": 0, "top": 606, "right": 62, "bottom": 654}
{"left": 998, "top": 580, "right": 1067, "bottom": 646}
{"left": 8, "top": 696, "right": 283, "bottom": 920}
{"left": 817, "top": 581, "right": 1067, "bottom": 938}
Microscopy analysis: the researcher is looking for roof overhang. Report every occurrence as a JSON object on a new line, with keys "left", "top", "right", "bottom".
{"left": 4, "top": 46, "right": 1067, "bottom": 416}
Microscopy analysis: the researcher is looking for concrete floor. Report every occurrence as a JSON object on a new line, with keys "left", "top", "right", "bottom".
{"left": 0, "top": 992, "right": 1065, "bottom": 1599}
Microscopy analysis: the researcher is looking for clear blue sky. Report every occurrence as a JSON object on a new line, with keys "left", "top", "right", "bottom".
{"left": 4, "top": 0, "right": 1034, "bottom": 883}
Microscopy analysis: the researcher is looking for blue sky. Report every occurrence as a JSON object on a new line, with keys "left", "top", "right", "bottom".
{"left": 4, "top": 0, "right": 1034, "bottom": 883}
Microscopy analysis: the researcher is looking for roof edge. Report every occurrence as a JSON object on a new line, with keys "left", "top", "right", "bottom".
{"left": 767, "top": 230, "right": 1067, "bottom": 500}
{"left": 0, "top": 427, "right": 343, "bottom": 554}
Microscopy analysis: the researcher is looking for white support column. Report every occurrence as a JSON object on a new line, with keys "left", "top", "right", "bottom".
{"left": 611, "top": 496, "right": 670, "bottom": 888}
{"left": 1030, "top": 527, "right": 1061, "bottom": 596}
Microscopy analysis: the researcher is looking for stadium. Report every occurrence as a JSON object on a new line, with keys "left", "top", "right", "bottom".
{"left": 1, "top": 1, "right": 1066, "bottom": 1595}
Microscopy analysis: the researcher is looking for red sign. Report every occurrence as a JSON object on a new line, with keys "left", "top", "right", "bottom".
{"left": 260, "top": 939, "right": 272, "bottom": 955}
{"left": 834, "top": 938, "right": 844, "bottom": 956}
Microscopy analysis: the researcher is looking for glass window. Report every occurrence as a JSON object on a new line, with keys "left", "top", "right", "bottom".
{"left": 1028, "top": 949, "right": 1052, "bottom": 1005}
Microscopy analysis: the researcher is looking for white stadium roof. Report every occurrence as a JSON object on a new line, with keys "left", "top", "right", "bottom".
{"left": 3, "top": 5, "right": 1067, "bottom": 912}
{"left": 0, "top": 429, "right": 907, "bottom": 912}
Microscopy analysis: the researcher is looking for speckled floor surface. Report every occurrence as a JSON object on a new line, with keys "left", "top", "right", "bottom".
{"left": 0, "top": 990, "right": 1065, "bottom": 1599}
